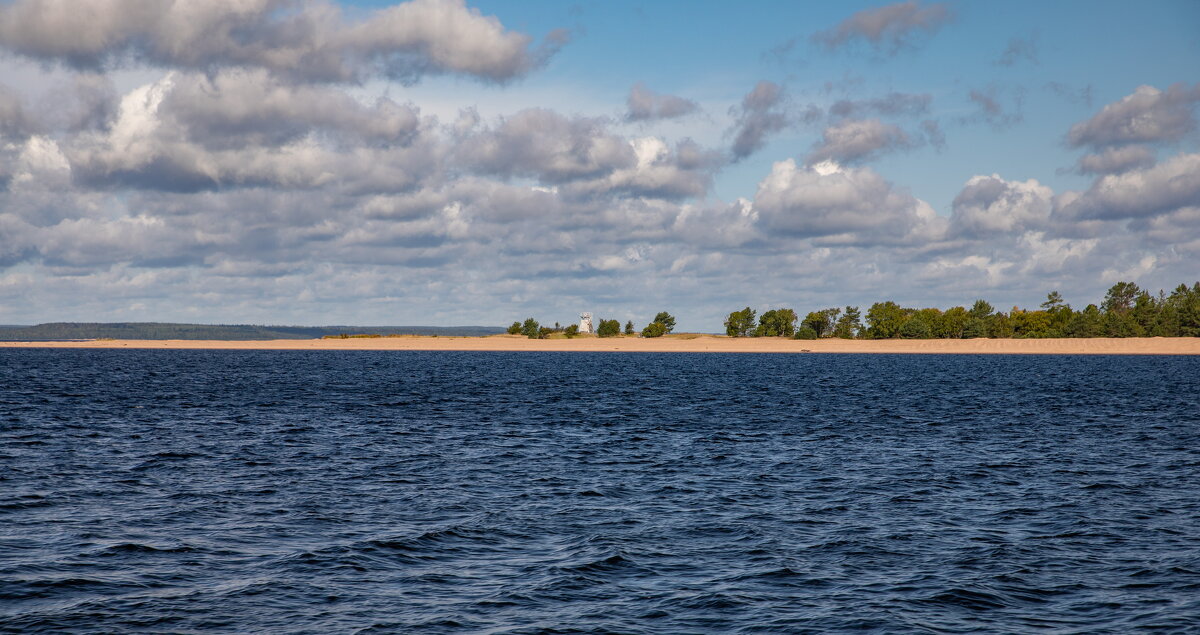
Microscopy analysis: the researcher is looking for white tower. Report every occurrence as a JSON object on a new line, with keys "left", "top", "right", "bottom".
{"left": 579, "top": 312, "right": 594, "bottom": 334}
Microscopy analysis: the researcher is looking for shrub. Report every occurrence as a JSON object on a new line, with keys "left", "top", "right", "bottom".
{"left": 521, "top": 318, "right": 540, "bottom": 339}
{"left": 794, "top": 326, "right": 818, "bottom": 340}
{"left": 596, "top": 319, "right": 621, "bottom": 337}
{"left": 641, "top": 322, "right": 667, "bottom": 338}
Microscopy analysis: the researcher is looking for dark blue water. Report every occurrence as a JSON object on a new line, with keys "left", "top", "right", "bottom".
{"left": 3, "top": 350, "right": 1199, "bottom": 633}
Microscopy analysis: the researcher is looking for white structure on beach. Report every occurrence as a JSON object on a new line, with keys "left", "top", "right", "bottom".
{"left": 579, "top": 312, "right": 594, "bottom": 334}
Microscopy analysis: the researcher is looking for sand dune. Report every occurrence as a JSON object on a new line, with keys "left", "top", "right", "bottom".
{"left": 3, "top": 335, "right": 1198, "bottom": 354}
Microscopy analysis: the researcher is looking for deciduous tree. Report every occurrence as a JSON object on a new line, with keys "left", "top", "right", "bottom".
{"left": 866, "top": 301, "right": 907, "bottom": 339}
{"left": 757, "top": 308, "right": 798, "bottom": 337}
{"left": 802, "top": 308, "right": 839, "bottom": 338}
{"left": 725, "top": 307, "right": 756, "bottom": 337}
{"left": 596, "top": 319, "right": 621, "bottom": 337}
{"left": 641, "top": 321, "right": 667, "bottom": 338}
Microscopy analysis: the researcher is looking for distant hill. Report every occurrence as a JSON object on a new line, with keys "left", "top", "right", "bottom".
{"left": 0, "top": 322, "right": 505, "bottom": 341}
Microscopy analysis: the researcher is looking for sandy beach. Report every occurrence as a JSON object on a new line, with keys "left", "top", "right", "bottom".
{"left": 3, "top": 335, "right": 1198, "bottom": 354}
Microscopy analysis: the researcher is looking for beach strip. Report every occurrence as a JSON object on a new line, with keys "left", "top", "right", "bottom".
{"left": 2, "top": 336, "right": 1199, "bottom": 354}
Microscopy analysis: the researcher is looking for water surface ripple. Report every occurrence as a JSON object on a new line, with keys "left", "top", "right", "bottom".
{"left": 2, "top": 350, "right": 1199, "bottom": 633}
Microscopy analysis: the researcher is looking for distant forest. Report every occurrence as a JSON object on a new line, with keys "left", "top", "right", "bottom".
{"left": 0, "top": 323, "right": 505, "bottom": 341}
{"left": 727, "top": 281, "right": 1200, "bottom": 339}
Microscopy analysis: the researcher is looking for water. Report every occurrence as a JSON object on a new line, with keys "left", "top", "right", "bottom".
{"left": 2, "top": 349, "right": 1199, "bottom": 633}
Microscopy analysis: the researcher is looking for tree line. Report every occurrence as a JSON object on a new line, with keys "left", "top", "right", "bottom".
{"left": 507, "top": 312, "right": 678, "bottom": 339}
{"left": 724, "top": 281, "right": 1200, "bottom": 339}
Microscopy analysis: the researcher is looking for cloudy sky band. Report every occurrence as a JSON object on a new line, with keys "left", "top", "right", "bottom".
{"left": 0, "top": 0, "right": 1197, "bottom": 329}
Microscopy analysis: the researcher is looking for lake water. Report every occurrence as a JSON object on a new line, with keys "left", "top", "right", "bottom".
{"left": 2, "top": 349, "right": 1199, "bottom": 633}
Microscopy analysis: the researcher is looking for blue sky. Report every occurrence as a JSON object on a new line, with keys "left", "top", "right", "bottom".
{"left": 0, "top": 0, "right": 1197, "bottom": 329}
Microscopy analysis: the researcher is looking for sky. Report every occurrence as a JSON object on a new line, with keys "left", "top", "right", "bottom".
{"left": 0, "top": 0, "right": 1197, "bottom": 331}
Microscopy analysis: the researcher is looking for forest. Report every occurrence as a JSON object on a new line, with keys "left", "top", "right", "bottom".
{"left": 725, "top": 281, "right": 1200, "bottom": 339}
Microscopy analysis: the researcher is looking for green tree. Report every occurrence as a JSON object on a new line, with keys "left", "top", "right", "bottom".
{"left": 1040, "top": 290, "right": 1074, "bottom": 337}
{"left": 802, "top": 308, "right": 840, "bottom": 338}
{"left": 1132, "top": 290, "right": 1160, "bottom": 335}
{"left": 914, "top": 308, "right": 944, "bottom": 338}
{"left": 641, "top": 321, "right": 667, "bottom": 338}
{"left": 962, "top": 318, "right": 988, "bottom": 338}
{"left": 1065, "top": 304, "right": 1105, "bottom": 337}
{"left": 652, "top": 312, "right": 676, "bottom": 333}
{"left": 1041, "top": 291, "right": 1066, "bottom": 311}
{"left": 1103, "top": 281, "right": 1140, "bottom": 315}
{"left": 506, "top": 321, "right": 522, "bottom": 335}
{"left": 521, "top": 318, "right": 540, "bottom": 339}
{"left": 757, "top": 308, "right": 798, "bottom": 337}
{"left": 941, "top": 306, "right": 968, "bottom": 339}
{"left": 899, "top": 314, "right": 932, "bottom": 339}
{"left": 1104, "top": 311, "right": 1141, "bottom": 337}
{"left": 990, "top": 312, "right": 1014, "bottom": 338}
{"left": 1011, "top": 309, "right": 1053, "bottom": 338}
{"left": 537, "top": 326, "right": 554, "bottom": 339}
{"left": 969, "top": 299, "right": 995, "bottom": 320}
{"left": 866, "top": 301, "right": 908, "bottom": 339}
{"left": 794, "top": 326, "right": 818, "bottom": 340}
{"left": 1168, "top": 282, "right": 1200, "bottom": 336}
{"left": 596, "top": 319, "right": 621, "bottom": 337}
{"left": 833, "top": 306, "right": 862, "bottom": 339}
{"left": 725, "top": 307, "right": 757, "bottom": 337}
{"left": 624, "top": 320, "right": 635, "bottom": 335}
{"left": 564, "top": 324, "right": 580, "bottom": 338}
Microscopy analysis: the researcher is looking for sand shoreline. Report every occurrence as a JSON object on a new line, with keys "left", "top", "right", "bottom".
{"left": 2, "top": 335, "right": 1198, "bottom": 354}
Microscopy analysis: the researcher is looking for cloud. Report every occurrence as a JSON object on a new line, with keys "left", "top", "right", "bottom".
{"left": 807, "top": 118, "right": 914, "bottom": 164}
{"left": 42, "top": 74, "right": 119, "bottom": 133}
{"left": 1, "top": 4, "right": 1196, "bottom": 328}
{"left": 1067, "top": 83, "right": 1200, "bottom": 148}
{"left": 625, "top": 83, "right": 699, "bottom": 122}
{"left": 995, "top": 34, "right": 1038, "bottom": 66}
{"left": 159, "top": 70, "right": 422, "bottom": 150}
{"left": 10, "top": 136, "right": 72, "bottom": 190}
{"left": 671, "top": 198, "right": 760, "bottom": 248}
{"left": 963, "top": 87, "right": 1023, "bottom": 129}
{"left": 1057, "top": 153, "right": 1200, "bottom": 221}
{"left": 561, "top": 137, "right": 720, "bottom": 201}
{"left": 65, "top": 73, "right": 443, "bottom": 193}
{"left": 812, "top": 1, "right": 952, "bottom": 54}
{"left": 1045, "top": 82, "right": 1093, "bottom": 108}
{"left": 0, "top": 83, "right": 36, "bottom": 139}
{"left": 0, "top": 0, "right": 558, "bottom": 83}
{"left": 920, "top": 119, "right": 945, "bottom": 150}
{"left": 752, "top": 158, "right": 940, "bottom": 245}
{"left": 950, "top": 174, "right": 1053, "bottom": 238}
{"left": 455, "top": 108, "right": 634, "bottom": 184}
{"left": 728, "top": 80, "right": 790, "bottom": 160}
{"left": 1074, "top": 145, "right": 1155, "bottom": 175}
{"left": 828, "top": 91, "right": 931, "bottom": 118}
